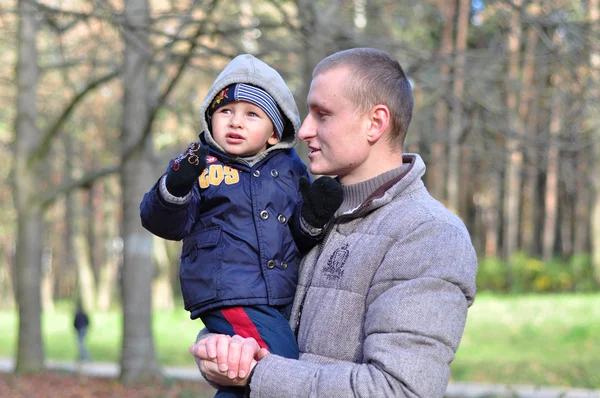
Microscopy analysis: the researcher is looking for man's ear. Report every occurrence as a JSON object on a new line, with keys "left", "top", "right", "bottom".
{"left": 366, "top": 104, "right": 390, "bottom": 144}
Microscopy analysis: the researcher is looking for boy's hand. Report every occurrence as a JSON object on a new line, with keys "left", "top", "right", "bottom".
{"left": 300, "top": 176, "right": 343, "bottom": 228}
{"left": 165, "top": 143, "right": 209, "bottom": 197}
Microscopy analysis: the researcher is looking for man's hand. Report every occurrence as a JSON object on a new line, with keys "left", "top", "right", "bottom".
{"left": 190, "top": 334, "right": 269, "bottom": 384}
{"left": 165, "top": 142, "right": 209, "bottom": 197}
{"left": 300, "top": 176, "right": 343, "bottom": 228}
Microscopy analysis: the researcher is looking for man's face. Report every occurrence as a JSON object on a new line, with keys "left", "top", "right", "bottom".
{"left": 298, "top": 67, "right": 371, "bottom": 184}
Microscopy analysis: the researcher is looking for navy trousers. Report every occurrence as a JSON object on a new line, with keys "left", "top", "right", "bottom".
{"left": 201, "top": 304, "right": 299, "bottom": 398}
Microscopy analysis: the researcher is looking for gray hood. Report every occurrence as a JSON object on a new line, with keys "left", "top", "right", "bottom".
{"left": 200, "top": 54, "right": 301, "bottom": 160}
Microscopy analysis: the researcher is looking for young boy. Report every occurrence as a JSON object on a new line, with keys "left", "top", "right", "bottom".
{"left": 140, "top": 54, "right": 342, "bottom": 397}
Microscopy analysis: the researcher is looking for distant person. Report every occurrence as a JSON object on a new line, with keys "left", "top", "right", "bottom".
{"left": 140, "top": 54, "right": 342, "bottom": 398}
{"left": 190, "top": 47, "right": 478, "bottom": 398}
{"left": 73, "top": 303, "right": 91, "bottom": 361}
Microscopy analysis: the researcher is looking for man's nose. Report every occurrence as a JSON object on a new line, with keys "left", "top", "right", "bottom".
{"left": 298, "top": 114, "right": 315, "bottom": 141}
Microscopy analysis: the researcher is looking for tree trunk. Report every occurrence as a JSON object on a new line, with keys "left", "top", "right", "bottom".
{"left": 589, "top": 0, "right": 600, "bottom": 285}
{"left": 559, "top": 184, "right": 573, "bottom": 260}
{"left": 167, "top": 240, "right": 182, "bottom": 302}
{"left": 97, "top": 231, "right": 120, "bottom": 312}
{"left": 14, "top": 0, "right": 44, "bottom": 373}
{"left": 40, "top": 247, "right": 55, "bottom": 312}
{"left": 446, "top": 0, "right": 469, "bottom": 214}
{"left": 87, "top": 165, "right": 105, "bottom": 285}
{"left": 97, "top": 180, "right": 121, "bottom": 311}
{"left": 573, "top": 151, "right": 590, "bottom": 256}
{"left": 542, "top": 59, "right": 562, "bottom": 262}
{"left": 119, "top": 0, "right": 162, "bottom": 384}
{"left": 64, "top": 136, "right": 96, "bottom": 309}
{"left": 482, "top": 155, "right": 502, "bottom": 259}
{"left": 0, "top": 237, "right": 15, "bottom": 309}
{"left": 460, "top": 148, "right": 473, "bottom": 225}
{"left": 75, "top": 235, "right": 97, "bottom": 311}
{"left": 502, "top": 0, "right": 523, "bottom": 286}
{"left": 520, "top": 23, "right": 540, "bottom": 256}
{"left": 428, "top": 0, "right": 456, "bottom": 201}
{"left": 470, "top": 110, "right": 484, "bottom": 254}
{"left": 152, "top": 237, "right": 174, "bottom": 311}
{"left": 97, "top": 252, "right": 119, "bottom": 311}
{"left": 572, "top": 37, "right": 590, "bottom": 263}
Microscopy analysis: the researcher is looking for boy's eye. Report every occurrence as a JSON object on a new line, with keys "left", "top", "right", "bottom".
{"left": 219, "top": 108, "right": 231, "bottom": 114}
{"left": 248, "top": 111, "right": 258, "bottom": 117}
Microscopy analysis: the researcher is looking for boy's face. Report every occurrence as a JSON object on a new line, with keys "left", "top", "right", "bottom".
{"left": 211, "top": 101, "right": 279, "bottom": 157}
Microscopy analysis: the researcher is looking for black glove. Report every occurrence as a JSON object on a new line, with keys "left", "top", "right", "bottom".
{"left": 165, "top": 142, "right": 209, "bottom": 197}
{"left": 300, "top": 176, "right": 343, "bottom": 228}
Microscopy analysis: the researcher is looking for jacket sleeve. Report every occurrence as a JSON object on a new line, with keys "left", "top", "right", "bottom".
{"left": 248, "top": 222, "right": 478, "bottom": 398}
{"left": 140, "top": 174, "right": 202, "bottom": 241}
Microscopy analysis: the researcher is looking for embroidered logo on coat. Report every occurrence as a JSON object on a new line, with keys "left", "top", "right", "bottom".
{"left": 323, "top": 243, "right": 349, "bottom": 280}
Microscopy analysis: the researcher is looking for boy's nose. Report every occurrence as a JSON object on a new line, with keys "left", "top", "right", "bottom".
{"left": 230, "top": 113, "right": 242, "bottom": 127}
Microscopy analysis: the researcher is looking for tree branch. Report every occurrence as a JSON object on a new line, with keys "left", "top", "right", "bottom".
{"left": 38, "top": 165, "right": 120, "bottom": 210}
{"left": 27, "top": 68, "right": 121, "bottom": 168}
{"left": 122, "top": 1, "right": 221, "bottom": 164}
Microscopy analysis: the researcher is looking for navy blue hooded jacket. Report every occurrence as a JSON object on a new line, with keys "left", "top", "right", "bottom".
{"left": 140, "top": 55, "right": 318, "bottom": 319}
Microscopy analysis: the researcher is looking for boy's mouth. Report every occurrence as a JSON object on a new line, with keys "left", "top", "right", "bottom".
{"left": 226, "top": 133, "right": 244, "bottom": 140}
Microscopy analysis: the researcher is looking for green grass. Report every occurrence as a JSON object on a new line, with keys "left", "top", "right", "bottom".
{"left": 451, "top": 293, "right": 600, "bottom": 389}
{"left": 1, "top": 294, "right": 599, "bottom": 389}
{"left": 0, "top": 306, "right": 201, "bottom": 368}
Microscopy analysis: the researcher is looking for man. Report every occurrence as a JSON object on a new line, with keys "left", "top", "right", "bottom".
{"left": 190, "top": 47, "right": 478, "bottom": 398}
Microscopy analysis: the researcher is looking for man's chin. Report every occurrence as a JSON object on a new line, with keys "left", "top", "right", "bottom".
{"left": 308, "top": 164, "right": 322, "bottom": 175}
{"left": 308, "top": 164, "right": 332, "bottom": 176}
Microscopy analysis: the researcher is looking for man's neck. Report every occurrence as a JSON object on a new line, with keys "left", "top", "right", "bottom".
{"left": 338, "top": 148, "right": 404, "bottom": 185}
{"left": 335, "top": 162, "right": 410, "bottom": 216}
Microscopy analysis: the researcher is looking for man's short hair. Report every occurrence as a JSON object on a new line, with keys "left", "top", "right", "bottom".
{"left": 313, "top": 48, "right": 414, "bottom": 148}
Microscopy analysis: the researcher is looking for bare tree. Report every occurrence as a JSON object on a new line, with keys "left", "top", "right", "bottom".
{"left": 589, "top": 0, "right": 600, "bottom": 284}
{"left": 119, "top": 0, "right": 162, "bottom": 383}
{"left": 428, "top": 0, "right": 456, "bottom": 201}
{"left": 542, "top": 31, "right": 564, "bottom": 262}
{"left": 14, "top": 0, "right": 44, "bottom": 372}
{"left": 502, "top": 0, "right": 524, "bottom": 270}
{"left": 520, "top": 14, "right": 541, "bottom": 256}
{"left": 446, "top": 0, "right": 469, "bottom": 213}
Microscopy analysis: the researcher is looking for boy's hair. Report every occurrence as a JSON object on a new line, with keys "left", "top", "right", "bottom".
{"left": 313, "top": 48, "right": 413, "bottom": 148}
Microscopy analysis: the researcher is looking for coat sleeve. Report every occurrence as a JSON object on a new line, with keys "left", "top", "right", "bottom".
{"left": 248, "top": 222, "right": 478, "bottom": 398}
{"left": 139, "top": 174, "right": 202, "bottom": 241}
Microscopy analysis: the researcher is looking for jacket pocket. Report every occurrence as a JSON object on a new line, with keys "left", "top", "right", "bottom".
{"left": 179, "top": 226, "right": 222, "bottom": 311}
